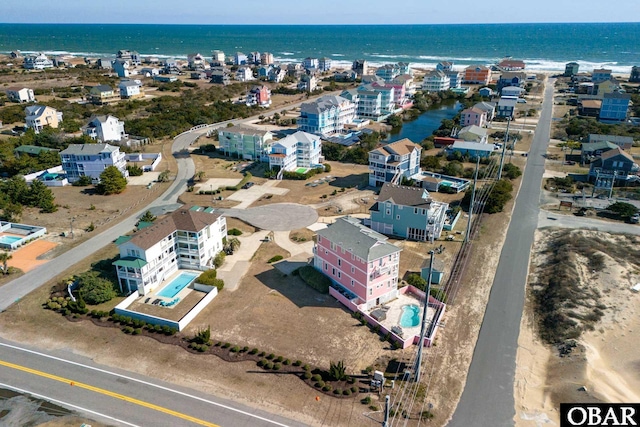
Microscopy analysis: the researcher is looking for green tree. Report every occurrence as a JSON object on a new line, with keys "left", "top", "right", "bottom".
{"left": 502, "top": 163, "right": 522, "bottom": 180}
{"left": 0, "top": 251, "right": 12, "bottom": 275}
{"left": 139, "top": 210, "right": 157, "bottom": 223}
{"left": 158, "top": 170, "right": 171, "bottom": 182}
{"left": 96, "top": 166, "right": 127, "bottom": 195}
{"left": 607, "top": 202, "right": 638, "bottom": 219}
{"left": 421, "top": 155, "right": 441, "bottom": 171}
{"left": 406, "top": 273, "right": 427, "bottom": 290}
{"left": 485, "top": 179, "right": 513, "bottom": 214}
{"left": 1, "top": 202, "right": 23, "bottom": 222}
{"left": 442, "top": 160, "right": 464, "bottom": 177}
{"left": 127, "top": 164, "right": 144, "bottom": 176}
{"left": 329, "top": 360, "right": 347, "bottom": 381}
{"left": 195, "top": 171, "right": 206, "bottom": 182}
{"left": 72, "top": 175, "right": 93, "bottom": 187}
{"left": 386, "top": 114, "right": 403, "bottom": 130}
{"left": 28, "top": 180, "right": 57, "bottom": 212}
{"left": 76, "top": 271, "right": 117, "bottom": 304}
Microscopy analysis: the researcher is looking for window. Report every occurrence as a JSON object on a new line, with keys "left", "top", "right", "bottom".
{"left": 396, "top": 215, "right": 400, "bottom": 220}
{"left": 338, "top": 259, "right": 341, "bottom": 266}
{"left": 324, "top": 262, "right": 328, "bottom": 271}
{"left": 369, "top": 289, "right": 373, "bottom": 296}
{"left": 351, "top": 279, "right": 354, "bottom": 287}
{"left": 351, "top": 266, "right": 355, "bottom": 273}
{"left": 338, "top": 271, "right": 341, "bottom": 278}
{"left": 414, "top": 208, "right": 418, "bottom": 214}
{"left": 386, "top": 209, "right": 391, "bottom": 215}
{"left": 332, "top": 268, "right": 336, "bottom": 276}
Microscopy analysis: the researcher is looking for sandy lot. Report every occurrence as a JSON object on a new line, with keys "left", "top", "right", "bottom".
{"left": 6, "top": 240, "right": 58, "bottom": 273}
{"left": 515, "top": 229, "right": 640, "bottom": 426}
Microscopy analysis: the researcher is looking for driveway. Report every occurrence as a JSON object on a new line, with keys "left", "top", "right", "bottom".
{"left": 226, "top": 182, "right": 289, "bottom": 209}
{"left": 220, "top": 203, "right": 318, "bottom": 231}
{"left": 538, "top": 210, "right": 640, "bottom": 235}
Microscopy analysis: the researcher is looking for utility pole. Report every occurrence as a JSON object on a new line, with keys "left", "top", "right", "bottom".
{"left": 498, "top": 117, "right": 510, "bottom": 180}
{"left": 383, "top": 395, "right": 391, "bottom": 427}
{"left": 413, "top": 250, "right": 434, "bottom": 383}
{"left": 465, "top": 156, "right": 480, "bottom": 243}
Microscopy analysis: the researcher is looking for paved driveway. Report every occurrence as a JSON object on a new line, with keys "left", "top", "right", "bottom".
{"left": 538, "top": 210, "right": 640, "bottom": 235}
{"left": 220, "top": 203, "right": 318, "bottom": 231}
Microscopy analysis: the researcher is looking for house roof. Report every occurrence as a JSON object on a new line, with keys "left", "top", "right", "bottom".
{"left": 588, "top": 134, "right": 634, "bottom": 145}
{"left": 376, "top": 183, "right": 432, "bottom": 208}
{"left": 473, "top": 102, "right": 496, "bottom": 112}
{"left": 465, "top": 65, "right": 490, "bottom": 71}
{"left": 581, "top": 100, "right": 602, "bottom": 109}
{"left": 91, "top": 84, "right": 113, "bottom": 93}
{"left": 14, "top": 145, "right": 59, "bottom": 155}
{"left": 458, "top": 125, "right": 488, "bottom": 139}
{"left": 450, "top": 141, "right": 494, "bottom": 152}
{"left": 461, "top": 107, "right": 485, "bottom": 116}
{"left": 370, "top": 138, "right": 421, "bottom": 157}
{"left": 220, "top": 125, "right": 271, "bottom": 137}
{"left": 498, "top": 97, "right": 518, "bottom": 108}
{"left": 502, "top": 86, "right": 525, "bottom": 92}
{"left": 603, "top": 92, "right": 631, "bottom": 100}
{"left": 275, "top": 131, "right": 319, "bottom": 150}
{"left": 113, "top": 257, "right": 148, "bottom": 269}
{"left": 24, "top": 105, "right": 55, "bottom": 118}
{"left": 300, "top": 95, "right": 351, "bottom": 114}
{"left": 581, "top": 141, "right": 618, "bottom": 153}
{"left": 60, "top": 143, "right": 119, "bottom": 156}
{"left": 600, "top": 147, "right": 634, "bottom": 163}
{"left": 119, "top": 80, "right": 140, "bottom": 87}
{"left": 5, "top": 87, "right": 28, "bottom": 92}
{"left": 593, "top": 68, "right": 612, "bottom": 73}
{"left": 499, "top": 71, "right": 527, "bottom": 80}
{"left": 315, "top": 216, "right": 400, "bottom": 262}
{"left": 124, "top": 207, "right": 223, "bottom": 250}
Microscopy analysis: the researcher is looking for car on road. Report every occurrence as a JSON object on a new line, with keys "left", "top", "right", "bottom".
{"left": 631, "top": 213, "right": 640, "bottom": 224}
{"left": 241, "top": 182, "right": 254, "bottom": 189}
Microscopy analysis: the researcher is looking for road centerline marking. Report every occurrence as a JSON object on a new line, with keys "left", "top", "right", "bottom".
{"left": 0, "top": 359, "right": 220, "bottom": 427}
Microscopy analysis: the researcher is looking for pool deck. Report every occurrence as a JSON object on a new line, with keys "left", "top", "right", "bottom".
{"left": 365, "top": 292, "right": 435, "bottom": 340}
{"left": 144, "top": 270, "right": 201, "bottom": 308}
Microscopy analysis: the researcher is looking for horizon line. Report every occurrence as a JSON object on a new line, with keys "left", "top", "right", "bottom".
{"left": 1, "top": 21, "right": 639, "bottom": 26}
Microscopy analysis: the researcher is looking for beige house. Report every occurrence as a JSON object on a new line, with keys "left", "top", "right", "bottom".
{"left": 25, "top": 105, "right": 63, "bottom": 133}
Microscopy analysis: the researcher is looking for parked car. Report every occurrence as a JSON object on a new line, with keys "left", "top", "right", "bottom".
{"left": 241, "top": 181, "right": 254, "bottom": 189}
{"left": 631, "top": 213, "right": 640, "bottom": 224}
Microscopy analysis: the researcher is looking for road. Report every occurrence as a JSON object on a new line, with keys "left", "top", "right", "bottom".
{"left": 0, "top": 338, "right": 305, "bottom": 427}
{"left": 448, "top": 79, "right": 556, "bottom": 426}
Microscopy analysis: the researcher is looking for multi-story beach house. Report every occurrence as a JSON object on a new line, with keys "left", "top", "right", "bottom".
{"left": 97, "top": 58, "right": 113, "bottom": 69}
{"left": 564, "top": 62, "right": 580, "bottom": 77}
{"left": 501, "top": 86, "right": 526, "bottom": 97}
{"left": 5, "top": 87, "right": 35, "bottom": 103}
{"left": 23, "top": 53, "right": 53, "bottom": 70}
{"left": 217, "top": 126, "right": 274, "bottom": 161}
{"left": 436, "top": 61, "right": 453, "bottom": 72}
{"left": 463, "top": 65, "right": 491, "bottom": 85}
{"left": 234, "top": 52, "right": 247, "bottom": 66}
{"left": 599, "top": 92, "right": 631, "bottom": 122}
{"left": 314, "top": 216, "right": 401, "bottom": 310}
{"left": 235, "top": 66, "right": 254, "bottom": 82}
{"left": 113, "top": 60, "right": 130, "bottom": 78}
{"left": 303, "top": 57, "right": 319, "bottom": 70}
{"left": 473, "top": 101, "right": 496, "bottom": 121}
{"left": 592, "top": 68, "right": 612, "bottom": 83}
{"left": 297, "top": 95, "right": 356, "bottom": 136}
{"left": 318, "top": 57, "right": 332, "bottom": 72}
{"left": 352, "top": 59, "right": 369, "bottom": 77}
{"left": 246, "top": 85, "right": 271, "bottom": 107}
{"left": 60, "top": 143, "right": 128, "bottom": 183}
{"left": 187, "top": 53, "right": 206, "bottom": 70}
{"left": 268, "top": 131, "right": 322, "bottom": 172}
{"left": 375, "top": 64, "right": 403, "bottom": 82}
{"left": 422, "top": 70, "right": 450, "bottom": 93}
{"left": 268, "top": 68, "right": 287, "bottom": 83}
{"left": 460, "top": 107, "right": 487, "bottom": 127}
{"left": 82, "top": 115, "right": 127, "bottom": 142}
{"left": 498, "top": 59, "right": 525, "bottom": 71}
{"left": 497, "top": 72, "right": 527, "bottom": 90}
{"left": 497, "top": 97, "right": 517, "bottom": 119}
{"left": 457, "top": 125, "right": 488, "bottom": 143}
{"left": 298, "top": 75, "right": 317, "bottom": 92}
{"left": 588, "top": 147, "right": 638, "bottom": 184}
{"left": 368, "top": 138, "right": 422, "bottom": 187}
{"left": 587, "top": 134, "right": 634, "bottom": 151}
{"left": 119, "top": 80, "right": 144, "bottom": 99}
{"left": 260, "top": 52, "right": 274, "bottom": 65}
{"left": 370, "top": 184, "right": 449, "bottom": 241}
{"left": 212, "top": 50, "right": 225, "bottom": 63}
{"left": 113, "top": 207, "right": 227, "bottom": 295}
{"left": 116, "top": 50, "right": 141, "bottom": 65}
{"left": 248, "top": 52, "right": 261, "bottom": 65}
{"left": 25, "top": 105, "right": 63, "bottom": 133}
{"left": 446, "top": 70, "right": 463, "bottom": 89}
{"left": 86, "top": 84, "right": 120, "bottom": 105}
{"left": 630, "top": 66, "right": 640, "bottom": 83}
{"left": 210, "top": 68, "right": 231, "bottom": 85}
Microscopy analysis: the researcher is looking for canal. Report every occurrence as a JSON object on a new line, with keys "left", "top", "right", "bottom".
{"left": 384, "top": 100, "right": 461, "bottom": 144}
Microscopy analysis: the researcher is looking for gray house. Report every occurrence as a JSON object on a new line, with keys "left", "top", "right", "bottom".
{"left": 588, "top": 147, "right": 638, "bottom": 183}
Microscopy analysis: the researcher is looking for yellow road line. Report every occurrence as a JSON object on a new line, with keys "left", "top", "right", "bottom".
{"left": 0, "top": 359, "right": 220, "bottom": 427}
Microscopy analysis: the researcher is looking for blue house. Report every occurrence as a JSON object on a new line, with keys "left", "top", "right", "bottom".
{"left": 369, "top": 183, "right": 449, "bottom": 241}
{"left": 448, "top": 141, "right": 494, "bottom": 159}
{"left": 420, "top": 258, "right": 445, "bottom": 285}
{"left": 599, "top": 92, "right": 631, "bottom": 122}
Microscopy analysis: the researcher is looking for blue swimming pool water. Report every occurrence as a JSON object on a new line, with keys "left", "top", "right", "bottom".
{"left": 399, "top": 304, "right": 421, "bottom": 328}
{"left": 0, "top": 235, "right": 22, "bottom": 245}
{"left": 156, "top": 272, "right": 198, "bottom": 298}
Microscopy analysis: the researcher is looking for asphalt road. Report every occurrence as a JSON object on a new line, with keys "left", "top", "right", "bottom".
{"left": 0, "top": 338, "right": 305, "bottom": 427}
{"left": 448, "top": 79, "right": 556, "bottom": 427}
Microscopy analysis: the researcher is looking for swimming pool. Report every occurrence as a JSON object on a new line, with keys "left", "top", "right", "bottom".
{"left": 399, "top": 304, "right": 421, "bottom": 328}
{"left": 0, "top": 235, "right": 22, "bottom": 245}
{"left": 440, "top": 180, "right": 454, "bottom": 187}
{"left": 156, "top": 272, "right": 198, "bottom": 298}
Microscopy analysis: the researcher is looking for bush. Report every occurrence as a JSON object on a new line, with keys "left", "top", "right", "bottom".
{"left": 72, "top": 175, "right": 93, "bottom": 187}
{"left": 273, "top": 363, "right": 281, "bottom": 370}
{"left": 406, "top": 273, "right": 427, "bottom": 290}
{"left": 267, "top": 255, "right": 284, "bottom": 263}
{"left": 213, "top": 252, "right": 226, "bottom": 268}
{"left": 303, "top": 364, "right": 311, "bottom": 371}
{"left": 350, "top": 386, "right": 358, "bottom": 393}
{"left": 275, "top": 355, "right": 283, "bottom": 363}
{"left": 228, "top": 228, "right": 243, "bottom": 236}
{"left": 195, "top": 270, "right": 225, "bottom": 291}
{"left": 222, "top": 342, "right": 231, "bottom": 349}
{"left": 303, "top": 371, "right": 312, "bottom": 379}
{"left": 133, "top": 328, "right": 141, "bottom": 335}
{"left": 324, "top": 164, "right": 332, "bottom": 172}
{"left": 249, "top": 348, "right": 258, "bottom": 355}
{"left": 502, "top": 163, "right": 522, "bottom": 180}
{"left": 298, "top": 266, "right": 331, "bottom": 294}
{"left": 316, "top": 381, "right": 325, "bottom": 388}
{"left": 283, "top": 359, "right": 291, "bottom": 365}
{"left": 265, "top": 362, "right": 274, "bottom": 370}
{"left": 343, "top": 389, "right": 352, "bottom": 396}
{"left": 96, "top": 166, "right": 127, "bottom": 195}
{"left": 231, "top": 345, "right": 240, "bottom": 353}
{"left": 266, "top": 353, "right": 275, "bottom": 360}
{"left": 76, "top": 272, "right": 117, "bottom": 305}
{"left": 333, "top": 388, "right": 342, "bottom": 395}
{"left": 293, "top": 360, "right": 302, "bottom": 366}
{"left": 322, "top": 385, "right": 332, "bottom": 392}
{"left": 361, "top": 396, "right": 372, "bottom": 405}
{"left": 329, "top": 360, "right": 347, "bottom": 381}
{"left": 257, "top": 359, "right": 266, "bottom": 367}
{"left": 430, "top": 288, "right": 448, "bottom": 303}
{"left": 312, "top": 374, "right": 322, "bottom": 382}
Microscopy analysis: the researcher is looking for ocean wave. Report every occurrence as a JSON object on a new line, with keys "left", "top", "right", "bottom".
{"left": 331, "top": 54, "right": 345, "bottom": 57}
{"left": 280, "top": 52, "right": 294, "bottom": 56}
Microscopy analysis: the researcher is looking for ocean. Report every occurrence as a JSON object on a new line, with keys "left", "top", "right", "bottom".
{"left": 1, "top": 23, "right": 639, "bottom": 73}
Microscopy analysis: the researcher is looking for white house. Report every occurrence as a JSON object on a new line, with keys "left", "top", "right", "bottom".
{"left": 298, "top": 75, "right": 317, "bottom": 92}
{"left": 60, "top": 143, "right": 128, "bottom": 183}
{"left": 119, "top": 80, "right": 143, "bottom": 99}
{"left": 113, "top": 59, "right": 130, "bottom": 78}
{"left": 6, "top": 87, "right": 35, "bottom": 103}
{"left": 82, "top": 115, "right": 127, "bottom": 142}
{"left": 23, "top": 53, "right": 53, "bottom": 70}
{"left": 297, "top": 95, "right": 356, "bottom": 136}
{"left": 113, "top": 207, "right": 227, "bottom": 295}
{"left": 422, "top": 70, "right": 450, "bottom": 93}
{"left": 501, "top": 86, "right": 526, "bottom": 97}
{"left": 235, "top": 66, "right": 254, "bottom": 82}
{"left": 268, "top": 131, "right": 322, "bottom": 172}
{"left": 25, "top": 105, "right": 63, "bottom": 133}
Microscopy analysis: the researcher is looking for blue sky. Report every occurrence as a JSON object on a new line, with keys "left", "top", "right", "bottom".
{"left": 2, "top": 0, "right": 640, "bottom": 24}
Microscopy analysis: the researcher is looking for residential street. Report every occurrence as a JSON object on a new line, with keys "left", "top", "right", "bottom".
{"left": 448, "top": 79, "right": 555, "bottom": 426}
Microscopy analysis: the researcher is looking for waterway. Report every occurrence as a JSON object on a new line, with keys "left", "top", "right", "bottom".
{"left": 384, "top": 100, "right": 461, "bottom": 144}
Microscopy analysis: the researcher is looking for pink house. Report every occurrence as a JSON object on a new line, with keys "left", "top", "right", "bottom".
{"left": 314, "top": 216, "right": 401, "bottom": 310}
{"left": 460, "top": 107, "right": 487, "bottom": 127}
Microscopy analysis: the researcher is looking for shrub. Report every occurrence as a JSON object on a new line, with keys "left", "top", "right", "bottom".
{"left": 267, "top": 255, "right": 284, "bottom": 263}
{"left": 406, "top": 273, "right": 427, "bottom": 290}
{"left": 265, "top": 362, "right": 274, "bottom": 370}
{"left": 316, "top": 381, "right": 325, "bottom": 388}
{"left": 324, "top": 164, "right": 331, "bottom": 172}
{"left": 230, "top": 346, "right": 240, "bottom": 353}
{"left": 303, "top": 371, "right": 312, "bottom": 379}
{"left": 350, "top": 386, "right": 358, "bottom": 393}
{"left": 133, "top": 328, "right": 141, "bottom": 335}
{"left": 283, "top": 359, "right": 291, "bottom": 365}
{"left": 258, "top": 351, "right": 266, "bottom": 357}
{"left": 298, "top": 266, "right": 331, "bottom": 293}
{"left": 241, "top": 346, "right": 249, "bottom": 353}
{"left": 343, "top": 389, "right": 352, "bottom": 396}
{"left": 275, "top": 355, "right": 283, "bottom": 363}
{"left": 196, "top": 270, "right": 224, "bottom": 291}
{"left": 222, "top": 342, "right": 231, "bottom": 349}
{"left": 197, "top": 344, "right": 208, "bottom": 352}
{"left": 194, "top": 326, "right": 211, "bottom": 345}
{"left": 228, "top": 228, "right": 243, "bottom": 236}
{"left": 257, "top": 359, "right": 265, "bottom": 367}
{"left": 303, "top": 364, "right": 311, "bottom": 371}
{"left": 293, "top": 360, "right": 302, "bottom": 366}
{"left": 347, "top": 377, "right": 356, "bottom": 384}
{"left": 333, "top": 388, "right": 342, "bottom": 395}
{"left": 273, "top": 363, "right": 281, "bottom": 371}
{"left": 361, "top": 396, "right": 372, "bottom": 405}
{"left": 329, "top": 360, "right": 347, "bottom": 381}
{"left": 312, "top": 374, "right": 322, "bottom": 382}
{"left": 249, "top": 348, "right": 258, "bottom": 355}
{"left": 76, "top": 271, "right": 117, "bottom": 305}
{"left": 266, "top": 353, "right": 274, "bottom": 360}
{"left": 123, "top": 326, "right": 134, "bottom": 334}
{"left": 213, "top": 251, "right": 226, "bottom": 268}
{"left": 322, "top": 385, "right": 332, "bottom": 392}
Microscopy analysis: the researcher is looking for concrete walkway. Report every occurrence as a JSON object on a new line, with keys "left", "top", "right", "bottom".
{"left": 272, "top": 231, "right": 314, "bottom": 257}
{"left": 215, "top": 230, "right": 269, "bottom": 292}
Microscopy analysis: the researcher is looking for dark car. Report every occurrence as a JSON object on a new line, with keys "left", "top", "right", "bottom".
{"left": 242, "top": 182, "right": 254, "bottom": 189}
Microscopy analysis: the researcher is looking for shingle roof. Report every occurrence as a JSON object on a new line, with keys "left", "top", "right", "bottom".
{"left": 376, "top": 184, "right": 432, "bottom": 208}
{"left": 300, "top": 95, "right": 351, "bottom": 114}
{"left": 124, "top": 207, "right": 223, "bottom": 250}
{"left": 220, "top": 125, "right": 271, "bottom": 137}
{"left": 451, "top": 141, "right": 494, "bottom": 152}
{"left": 588, "top": 134, "right": 634, "bottom": 145}
{"left": 60, "top": 143, "right": 119, "bottom": 156}
{"left": 600, "top": 147, "right": 634, "bottom": 162}
{"left": 316, "top": 216, "right": 400, "bottom": 262}
{"left": 370, "top": 138, "right": 421, "bottom": 157}
{"left": 581, "top": 141, "right": 618, "bottom": 153}
{"left": 473, "top": 102, "right": 496, "bottom": 112}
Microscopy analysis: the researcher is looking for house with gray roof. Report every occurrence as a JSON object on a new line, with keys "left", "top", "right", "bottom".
{"left": 314, "top": 216, "right": 401, "bottom": 310}
{"left": 60, "top": 143, "right": 128, "bottom": 183}
{"left": 370, "top": 184, "right": 449, "bottom": 241}
{"left": 587, "top": 134, "right": 634, "bottom": 151}
{"left": 297, "top": 95, "right": 356, "bottom": 136}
